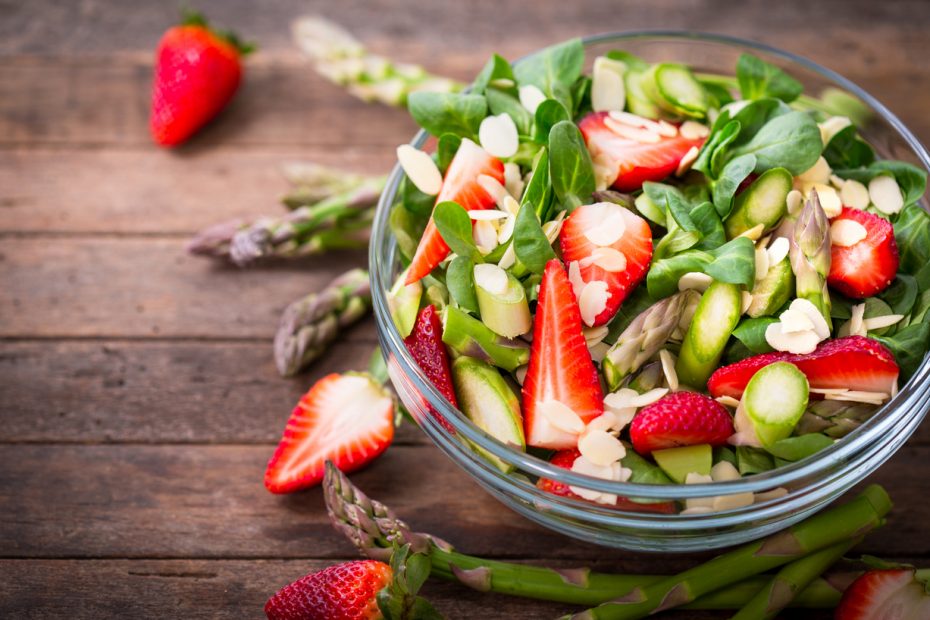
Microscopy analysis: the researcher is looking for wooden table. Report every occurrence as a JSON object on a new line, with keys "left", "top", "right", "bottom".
{"left": 1, "top": 1, "right": 928, "bottom": 617}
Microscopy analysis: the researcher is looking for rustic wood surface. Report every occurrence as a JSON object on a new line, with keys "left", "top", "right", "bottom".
{"left": 1, "top": 0, "right": 928, "bottom": 617}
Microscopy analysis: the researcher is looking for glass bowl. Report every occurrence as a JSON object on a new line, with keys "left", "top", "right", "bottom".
{"left": 370, "top": 32, "right": 930, "bottom": 552}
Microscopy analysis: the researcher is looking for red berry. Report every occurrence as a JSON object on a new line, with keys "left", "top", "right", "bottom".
{"left": 828, "top": 206, "right": 899, "bottom": 299}
{"left": 405, "top": 304, "right": 457, "bottom": 432}
{"left": 835, "top": 568, "right": 930, "bottom": 620}
{"left": 265, "top": 560, "right": 392, "bottom": 620}
{"left": 629, "top": 391, "right": 734, "bottom": 455}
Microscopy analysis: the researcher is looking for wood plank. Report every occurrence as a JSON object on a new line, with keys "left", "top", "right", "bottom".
{"left": 0, "top": 237, "right": 373, "bottom": 338}
{"left": 0, "top": 443, "right": 926, "bottom": 561}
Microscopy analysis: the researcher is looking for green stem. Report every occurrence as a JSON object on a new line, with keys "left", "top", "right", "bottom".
{"left": 441, "top": 305, "right": 530, "bottom": 372}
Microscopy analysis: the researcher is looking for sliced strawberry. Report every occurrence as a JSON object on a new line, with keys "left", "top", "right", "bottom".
{"left": 708, "top": 336, "right": 899, "bottom": 401}
{"left": 265, "top": 559, "right": 392, "bottom": 620}
{"left": 629, "top": 392, "right": 734, "bottom": 455}
{"left": 405, "top": 304, "right": 456, "bottom": 432}
{"left": 522, "top": 260, "right": 604, "bottom": 449}
{"left": 578, "top": 111, "right": 705, "bottom": 192}
{"left": 405, "top": 138, "right": 505, "bottom": 284}
{"left": 536, "top": 449, "right": 676, "bottom": 514}
{"left": 560, "top": 201, "right": 653, "bottom": 326}
{"left": 264, "top": 373, "right": 394, "bottom": 493}
{"left": 835, "top": 569, "right": 930, "bottom": 620}
{"left": 828, "top": 206, "right": 900, "bottom": 299}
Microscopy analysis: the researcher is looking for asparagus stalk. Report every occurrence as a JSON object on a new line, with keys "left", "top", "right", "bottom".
{"left": 273, "top": 269, "right": 371, "bottom": 376}
{"left": 441, "top": 306, "right": 530, "bottom": 372}
{"left": 292, "top": 16, "right": 462, "bottom": 107}
{"left": 322, "top": 462, "right": 856, "bottom": 610}
{"left": 789, "top": 190, "right": 833, "bottom": 329}
{"left": 566, "top": 485, "right": 890, "bottom": 620}
{"left": 279, "top": 161, "right": 376, "bottom": 209}
{"left": 796, "top": 400, "right": 877, "bottom": 438}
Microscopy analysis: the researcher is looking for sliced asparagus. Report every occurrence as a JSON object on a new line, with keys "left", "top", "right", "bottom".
{"left": 724, "top": 167, "right": 792, "bottom": 239}
{"left": 473, "top": 264, "right": 532, "bottom": 338}
{"left": 796, "top": 400, "right": 877, "bottom": 438}
{"left": 738, "top": 361, "right": 810, "bottom": 447}
{"left": 748, "top": 257, "right": 794, "bottom": 318}
{"left": 676, "top": 281, "right": 742, "bottom": 388}
{"left": 640, "top": 63, "right": 708, "bottom": 118}
{"left": 789, "top": 190, "right": 833, "bottom": 329}
{"left": 442, "top": 306, "right": 530, "bottom": 372}
{"left": 387, "top": 269, "right": 422, "bottom": 338}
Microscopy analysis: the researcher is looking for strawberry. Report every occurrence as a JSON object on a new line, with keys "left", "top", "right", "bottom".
{"left": 405, "top": 138, "right": 504, "bottom": 284}
{"left": 629, "top": 391, "right": 734, "bottom": 455}
{"left": 265, "top": 560, "right": 392, "bottom": 620}
{"left": 708, "top": 336, "right": 899, "bottom": 401}
{"left": 559, "top": 201, "right": 653, "bottom": 326}
{"left": 835, "top": 569, "right": 930, "bottom": 620}
{"left": 828, "top": 206, "right": 900, "bottom": 299}
{"left": 522, "top": 260, "right": 604, "bottom": 449}
{"left": 578, "top": 111, "right": 705, "bottom": 192}
{"left": 537, "top": 449, "right": 676, "bottom": 513}
{"left": 404, "top": 304, "right": 457, "bottom": 432}
{"left": 264, "top": 373, "right": 394, "bottom": 493}
{"left": 150, "top": 11, "right": 253, "bottom": 147}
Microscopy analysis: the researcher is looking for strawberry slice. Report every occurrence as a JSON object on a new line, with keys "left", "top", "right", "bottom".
{"left": 264, "top": 373, "right": 394, "bottom": 493}
{"left": 708, "top": 336, "right": 899, "bottom": 401}
{"left": 629, "top": 392, "right": 734, "bottom": 455}
{"left": 537, "top": 449, "right": 676, "bottom": 514}
{"left": 578, "top": 111, "right": 705, "bottom": 192}
{"left": 828, "top": 206, "right": 900, "bottom": 299}
{"left": 265, "top": 560, "right": 392, "bottom": 620}
{"left": 835, "top": 569, "right": 930, "bottom": 620}
{"left": 405, "top": 138, "right": 504, "bottom": 284}
{"left": 560, "top": 201, "right": 653, "bottom": 327}
{"left": 522, "top": 259, "right": 604, "bottom": 449}
{"left": 404, "top": 304, "right": 457, "bottom": 432}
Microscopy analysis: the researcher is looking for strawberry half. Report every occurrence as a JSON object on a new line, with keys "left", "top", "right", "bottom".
{"left": 264, "top": 373, "right": 394, "bottom": 493}
{"left": 629, "top": 391, "right": 734, "bottom": 455}
{"left": 537, "top": 449, "right": 676, "bottom": 513}
{"left": 150, "top": 11, "right": 253, "bottom": 147}
{"left": 265, "top": 560, "right": 392, "bottom": 620}
{"left": 835, "top": 569, "right": 930, "bottom": 620}
{"left": 405, "top": 138, "right": 504, "bottom": 284}
{"left": 708, "top": 336, "right": 899, "bottom": 401}
{"left": 828, "top": 206, "right": 900, "bottom": 299}
{"left": 404, "top": 304, "right": 457, "bottom": 432}
{"left": 560, "top": 201, "right": 653, "bottom": 327}
{"left": 522, "top": 259, "right": 604, "bottom": 449}
{"left": 578, "top": 111, "right": 705, "bottom": 192}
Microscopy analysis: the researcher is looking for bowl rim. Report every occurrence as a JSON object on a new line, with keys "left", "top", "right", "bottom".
{"left": 370, "top": 30, "right": 930, "bottom": 503}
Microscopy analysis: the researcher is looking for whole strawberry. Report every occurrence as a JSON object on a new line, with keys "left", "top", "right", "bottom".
{"left": 149, "top": 11, "right": 254, "bottom": 146}
{"left": 265, "top": 560, "right": 392, "bottom": 620}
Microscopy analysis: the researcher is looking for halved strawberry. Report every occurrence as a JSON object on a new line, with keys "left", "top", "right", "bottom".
{"left": 707, "top": 336, "right": 899, "bottom": 401}
{"left": 265, "top": 560, "right": 392, "bottom": 620}
{"left": 537, "top": 449, "right": 676, "bottom": 513}
{"left": 405, "top": 138, "right": 504, "bottom": 284}
{"left": 522, "top": 259, "right": 604, "bottom": 449}
{"left": 559, "top": 201, "right": 653, "bottom": 327}
{"left": 828, "top": 206, "right": 900, "bottom": 299}
{"left": 578, "top": 111, "right": 705, "bottom": 192}
{"left": 264, "top": 373, "right": 394, "bottom": 493}
{"left": 629, "top": 392, "right": 734, "bottom": 455}
{"left": 404, "top": 304, "right": 456, "bottom": 432}
{"left": 835, "top": 569, "right": 930, "bottom": 620}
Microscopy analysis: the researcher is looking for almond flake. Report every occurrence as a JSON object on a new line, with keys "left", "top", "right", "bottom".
{"left": 630, "top": 387, "right": 669, "bottom": 408}
{"left": 477, "top": 173, "right": 509, "bottom": 207}
{"left": 578, "top": 429, "right": 626, "bottom": 466}
{"left": 840, "top": 179, "right": 870, "bottom": 210}
{"left": 468, "top": 209, "right": 509, "bottom": 221}
{"left": 754, "top": 247, "right": 770, "bottom": 281}
{"left": 675, "top": 146, "right": 700, "bottom": 177}
{"left": 473, "top": 263, "right": 509, "bottom": 295}
{"left": 567, "top": 260, "right": 586, "bottom": 301}
{"left": 789, "top": 298, "right": 830, "bottom": 340}
{"left": 765, "top": 322, "right": 820, "bottom": 355}
{"left": 715, "top": 395, "right": 741, "bottom": 408}
{"left": 579, "top": 280, "right": 610, "bottom": 326}
{"left": 501, "top": 195, "right": 521, "bottom": 217}
{"left": 542, "top": 211, "right": 567, "bottom": 244}
{"left": 604, "top": 116, "right": 661, "bottom": 143}
{"left": 518, "top": 85, "right": 546, "bottom": 114}
{"left": 803, "top": 184, "right": 842, "bottom": 217}
{"left": 685, "top": 472, "right": 714, "bottom": 485}
{"left": 862, "top": 314, "right": 905, "bottom": 331}
{"left": 396, "top": 145, "right": 442, "bottom": 195}
{"left": 478, "top": 113, "right": 519, "bottom": 158}
{"left": 786, "top": 189, "right": 803, "bottom": 215}
{"left": 680, "top": 120, "right": 710, "bottom": 140}
{"left": 818, "top": 116, "right": 852, "bottom": 145}
{"left": 603, "top": 388, "right": 639, "bottom": 410}
{"left": 472, "top": 219, "right": 499, "bottom": 253}
{"left": 657, "top": 120, "right": 679, "bottom": 137}
{"left": 583, "top": 325, "right": 609, "bottom": 346}
{"left": 741, "top": 291, "right": 753, "bottom": 314}
{"left": 710, "top": 461, "right": 741, "bottom": 482}
{"left": 849, "top": 303, "right": 866, "bottom": 337}
{"left": 591, "top": 56, "right": 627, "bottom": 112}
{"left": 809, "top": 388, "right": 850, "bottom": 395}
{"left": 659, "top": 349, "right": 679, "bottom": 391}
{"left": 497, "top": 243, "right": 517, "bottom": 270}
{"left": 681, "top": 506, "right": 715, "bottom": 515}
{"left": 713, "top": 493, "right": 755, "bottom": 511}
{"left": 587, "top": 247, "right": 628, "bottom": 272}
{"left": 497, "top": 213, "right": 516, "bottom": 243}
{"left": 539, "top": 400, "right": 586, "bottom": 434}
{"left": 582, "top": 204, "right": 627, "bottom": 246}
{"left": 796, "top": 156, "right": 832, "bottom": 185}
{"left": 830, "top": 219, "right": 868, "bottom": 247}
{"left": 779, "top": 307, "right": 815, "bottom": 334}
{"left": 678, "top": 271, "right": 713, "bottom": 292}
{"left": 514, "top": 365, "right": 528, "bottom": 385}
{"left": 586, "top": 413, "right": 617, "bottom": 433}
{"left": 766, "top": 237, "right": 790, "bottom": 265}
{"left": 869, "top": 175, "right": 904, "bottom": 215}
{"left": 754, "top": 487, "right": 789, "bottom": 503}
{"left": 738, "top": 223, "right": 766, "bottom": 241}
{"left": 825, "top": 390, "right": 888, "bottom": 405}
{"left": 830, "top": 174, "right": 847, "bottom": 190}
{"left": 588, "top": 341, "right": 610, "bottom": 363}
{"left": 503, "top": 163, "right": 524, "bottom": 198}
{"left": 490, "top": 77, "right": 515, "bottom": 89}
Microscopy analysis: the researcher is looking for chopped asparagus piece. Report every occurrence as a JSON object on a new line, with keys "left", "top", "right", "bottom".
{"left": 474, "top": 264, "right": 532, "bottom": 338}
{"left": 741, "top": 361, "right": 810, "bottom": 447}
{"left": 676, "top": 281, "right": 742, "bottom": 388}
{"left": 641, "top": 63, "right": 709, "bottom": 118}
{"left": 387, "top": 270, "right": 422, "bottom": 338}
{"left": 441, "top": 306, "right": 530, "bottom": 372}
{"left": 653, "top": 444, "right": 712, "bottom": 483}
{"left": 748, "top": 257, "right": 794, "bottom": 318}
{"left": 725, "top": 167, "right": 792, "bottom": 239}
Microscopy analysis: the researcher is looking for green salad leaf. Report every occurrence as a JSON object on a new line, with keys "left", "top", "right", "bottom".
{"left": 521, "top": 148, "right": 552, "bottom": 218}
{"left": 712, "top": 153, "right": 757, "bottom": 218}
{"left": 729, "top": 110, "right": 823, "bottom": 175}
{"left": 822, "top": 124, "right": 875, "bottom": 169}
{"left": 766, "top": 434, "right": 834, "bottom": 461}
{"left": 432, "top": 201, "right": 483, "bottom": 263}
{"left": 736, "top": 53, "right": 803, "bottom": 103}
{"left": 533, "top": 99, "right": 570, "bottom": 144}
{"left": 436, "top": 134, "right": 462, "bottom": 173}
{"left": 514, "top": 38, "right": 585, "bottom": 99}
{"left": 446, "top": 255, "right": 479, "bottom": 313}
{"left": 513, "top": 201, "right": 557, "bottom": 274}
{"left": 874, "top": 321, "right": 930, "bottom": 382}
{"left": 732, "top": 317, "right": 778, "bottom": 354}
{"left": 736, "top": 446, "right": 775, "bottom": 475}
{"left": 472, "top": 53, "right": 517, "bottom": 95}
{"left": 548, "top": 121, "right": 595, "bottom": 211}
{"left": 407, "top": 92, "right": 487, "bottom": 139}
{"left": 893, "top": 203, "right": 930, "bottom": 274}
{"left": 486, "top": 88, "right": 532, "bottom": 136}
{"left": 646, "top": 236, "right": 755, "bottom": 298}
{"left": 836, "top": 161, "right": 928, "bottom": 209}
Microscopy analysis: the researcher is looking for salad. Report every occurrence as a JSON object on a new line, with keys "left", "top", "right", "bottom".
{"left": 386, "top": 39, "right": 929, "bottom": 513}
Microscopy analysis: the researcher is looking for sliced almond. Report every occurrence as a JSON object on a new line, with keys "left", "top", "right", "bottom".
{"left": 473, "top": 263, "right": 509, "bottom": 295}
{"left": 584, "top": 247, "right": 628, "bottom": 272}
{"left": 579, "top": 280, "right": 610, "bottom": 327}
{"left": 869, "top": 175, "right": 904, "bottom": 215}
{"left": 788, "top": 298, "right": 830, "bottom": 340}
{"left": 588, "top": 341, "right": 610, "bottom": 363}
{"left": 840, "top": 179, "right": 871, "bottom": 210}
{"left": 503, "top": 163, "right": 524, "bottom": 199}
{"left": 678, "top": 271, "right": 713, "bottom": 292}
{"left": 710, "top": 460, "right": 741, "bottom": 482}
{"left": 713, "top": 492, "right": 755, "bottom": 511}
{"left": 540, "top": 400, "right": 586, "bottom": 434}
{"left": 542, "top": 211, "right": 567, "bottom": 244}
{"left": 591, "top": 56, "right": 627, "bottom": 112}
{"left": 754, "top": 487, "right": 789, "bottom": 503}
{"left": 715, "top": 395, "right": 741, "bottom": 408}
{"left": 738, "top": 223, "right": 766, "bottom": 241}
{"left": 862, "top": 314, "right": 905, "bottom": 331}
{"left": 659, "top": 349, "right": 679, "bottom": 391}
{"left": 657, "top": 120, "right": 679, "bottom": 137}
{"left": 681, "top": 506, "right": 714, "bottom": 515}
{"left": 685, "top": 472, "right": 714, "bottom": 485}
{"left": 849, "top": 303, "right": 866, "bottom": 337}
{"left": 825, "top": 390, "right": 888, "bottom": 405}
{"left": 497, "top": 243, "right": 517, "bottom": 270}
{"left": 786, "top": 189, "right": 803, "bottom": 215}
{"left": 468, "top": 209, "right": 509, "bottom": 221}
{"left": 582, "top": 204, "right": 627, "bottom": 246}
{"left": 809, "top": 388, "right": 850, "bottom": 395}
{"left": 489, "top": 77, "right": 515, "bottom": 89}
{"left": 675, "top": 146, "right": 700, "bottom": 177}
{"left": 472, "top": 219, "right": 499, "bottom": 253}
{"left": 830, "top": 174, "right": 847, "bottom": 190}
{"left": 497, "top": 213, "right": 516, "bottom": 243}
{"left": 680, "top": 120, "right": 710, "bottom": 140}
{"left": 796, "top": 156, "right": 832, "bottom": 185}
{"left": 802, "top": 183, "right": 842, "bottom": 217}
{"left": 754, "top": 246, "right": 770, "bottom": 281}
{"left": 830, "top": 219, "right": 868, "bottom": 247}
{"left": 741, "top": 291, "right": 753, "bottom": 314}
{"left": 818, "top": 116, "right": 852, "bottom": 145}
{"left": 583, "top": 325, "right": 609, "bottom": 346}
{"left": 586, "top": 413, "right": 618, "bottom": 433}
{"left": 396, "top": 145, "right": 443, "bottom": 195}
{"left": 477, "top": 173, "right": 510, "bottom": 207}
{"left": 478, "top": 113, "right": 519, "bottom": 159}
{"left": 766, "top": 236, "right": 790, "bottom": 265}
{"left": 604, "top": 116, "right": 661, "bottom": 143}
{"left": 578, "top": 429, "right": 626, "bottom": 466}
{"left": 603, "top": 388, "right": 640, "bottom": 410}
{"left": 630, "top": 387, "right": 669, "bottom": 408}
{"left": 765, "top": 322, "right": 821, "bottom": 355}
{"left": 514, "top": 365, "right": 528, "bottom": 386}
{"left": 518, "top": 85, "right": 546, "bottom": 114}
{"left": 779, "top": 307, "right": 815, "bottom": 334}
{"left": 501, "top": 195, "right": 521, "bottom": 217}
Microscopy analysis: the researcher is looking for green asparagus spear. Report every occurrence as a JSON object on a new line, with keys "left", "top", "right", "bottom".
{"left": 441, "top": 306, "right": 530, "bottom": 372}
{"left": 676, "top": 281, "right": 742, "bottom": 388}
{"left": 796, "top": 400, "right": 878, "bottom": 438}
{"left": 789, "top": 190, "right": 833, "bottom": 328}
{"left": 279, "top": 161, "right": 375, "bottom": 209}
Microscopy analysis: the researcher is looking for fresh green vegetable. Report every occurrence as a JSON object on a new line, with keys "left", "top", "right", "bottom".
{"left": 387, "top": 269, "right": 423, "bottom": 337}
{"left": 446, "top": 256, "right": 479, "bottom": 313}
{"left": 736, "top": 446, "right": 776, "bottom": 475}
{"left": 513, "top": 38, "right": 585, "bottom": 101}
{"left": 736, "top": 53, "right": 803, "bottom": 103}
{"left": 749, "top": 257, "right": 795, "bottom": 318}
{"left": 433, "top": 201, "right": 484, "bottom": 263}
{"left": 640, "top": 63, "right": 708, "bottom": 118}
{"left": 442, "top": 306, "right": 530, "bottom": 372}
{"left": 513, "top": 201, "right": 557, "bottom": 274}
{"left": 732, "top": 317, "right": 779, "bottom": 354}
{"left": 473, "top": 265, "right": 532, "bottom": 338}
{"left": 548, "top": 120, "right": 596, "bottom": 211}
{"left": 766, "top": 433, "right": 834, "bottom": 461}
{"left": 407, "top": 92, "right": 487, "bottom": 139}
{"left": 822, "top": 124, "right": 874, "bottom": 170}
{"left": 740, "top": 361, "right": 810, "bottom": 447}
{"left": 676, "top": 281, "right": 743, "bottom": 387}
{"left": 790, "top": 191, "right": 833, "bottom": 328}
{"left": 724, "top": 167, "right": 792, "bottom": 238}
{"left": 712, "top": 154, "right": 757, "bottom": 218}
{"left": 653, "top": 444, "right": 712, "bottom": 483}
{"left": 729, "top": 111, "right": 823, "bottom": 175}
{"left": 647, "top": 237, "right": 756, "bottom": 299}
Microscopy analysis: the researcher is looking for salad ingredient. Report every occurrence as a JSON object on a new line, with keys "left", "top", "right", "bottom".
{"left": 264, "top": 559, "right": 393, "bottom": 620}
{"left": 560, "top": 202, "right": 654, "bottom": 327}
{"left": 835, "top": 568, "right": 930, "bottom": 620}
{"left": 733, "top": 361, "right": 810, "bottom": 447}
{"left": 723, "top": 167, "right": 792, "bottom": 238}
{"left": 406, "top": 139, "right": 504, "bottom": 284}
{"left": 640, "top": 63, "right": 709, "bottom": 118}
{"left": 797, "top": 400, "right": 876, "bottom": 438}
{"left": 764, "top": 298, "right": 830, "bottom": 355}
{"left": 473, "top": 264, "right": 532, "bottom": 337}
{"left": 578, "top": 112, "right": 705, "bottom": 191}
{"left": 676, "top": 281, "right": 743, "bottom": 388}
{"left": 789, "top": 191, "right": 833, "bottom": 328}
{"left": 522, "top": 260, "right": 604, "bottom": 449}
{"left": 388, "top": 269, "right": 422, "bottom": 338}
{"left": 451, "top": 356, "right": 525, "bottom": 472}
{"left": 735, "top": 52, "right": 803, "bottom": 103}
{"left": 396, "top": 145, "right": 443, "bottom": 194}
{"left": 828, "top": 206, "right": 900, "bottom": 299}
{"left": 441, "top": 306, "right": 530, "bottom": 372}
{"left": 150, "top": 11, "right": 253, "bottom": 146}
{"left": 479, "top": 113, "right": 519, "bottom": 158}
{"left": 273, "top": 269, "right": 372, "bottom": 377}
{"left": 405, "top": 305, "right": 458, "bottom": 409}
{"left": 748, "top": 255, "right": 794, "bottom": 318}
{"left": 591, "top": 56, "right": 627, "bottom": 113}
{"left": 708, "top": 336, "right": 899, "bottom": 400}
{"left": 868, "top": 175, "right": 905, "bottom": 215}
{"left": 264, "top": 373, "right": 394, "bottom": 493}
{"left": 652, "top": 444, "right": 713, "bottom": 483}
{"left": 630, "top": 392, "right": 734, "bottom": 455}
{"left": 549, "top": 121, "right": 597, "bottom": 210}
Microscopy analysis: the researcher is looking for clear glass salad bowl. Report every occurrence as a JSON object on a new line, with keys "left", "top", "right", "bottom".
{"left": 370, "top": 32, "right": 930, "bottom": 552}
